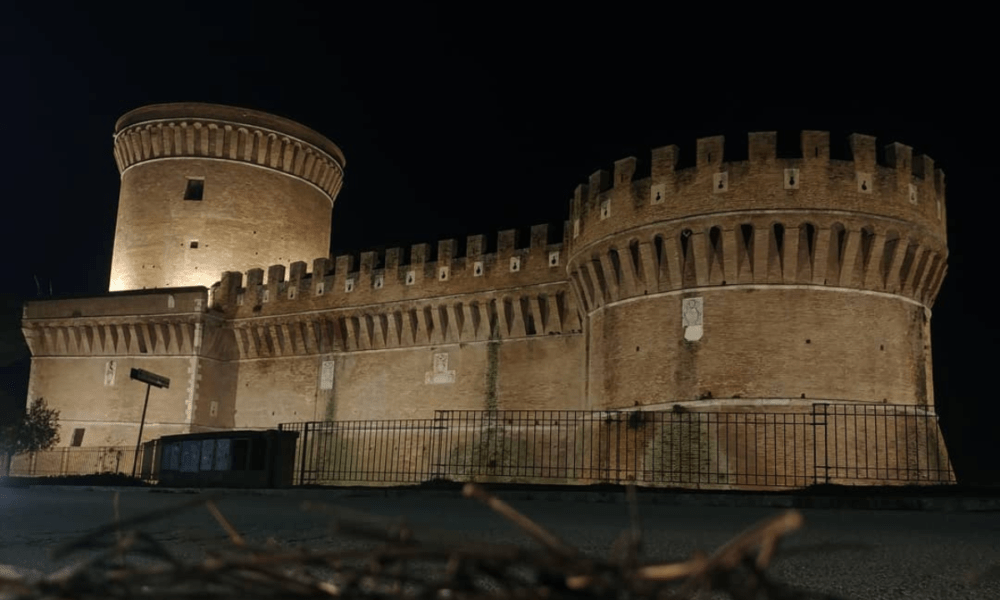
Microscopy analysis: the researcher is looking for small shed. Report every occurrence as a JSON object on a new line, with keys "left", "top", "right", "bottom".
{"left": 156, "top": 429, "right": 299, "bottom": 488}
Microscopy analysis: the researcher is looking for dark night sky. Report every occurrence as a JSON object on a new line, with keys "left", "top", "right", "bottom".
{"left": 1, "top": 5, "right": 996, "bottom": 480}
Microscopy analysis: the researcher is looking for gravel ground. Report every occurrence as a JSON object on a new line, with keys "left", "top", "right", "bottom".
{"left": 1, "top": 487, "right": 998, "bottom": 598}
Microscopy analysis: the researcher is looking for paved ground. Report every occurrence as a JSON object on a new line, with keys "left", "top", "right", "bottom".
{"left": 1, "top": 487, "right": 998, "bottom": 598}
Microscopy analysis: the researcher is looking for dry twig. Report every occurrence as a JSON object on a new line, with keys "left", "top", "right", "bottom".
{"left": 0, "top": 485, "right": 855, "bottom": 600}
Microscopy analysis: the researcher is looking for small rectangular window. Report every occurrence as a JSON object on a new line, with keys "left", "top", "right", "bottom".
{"left": 190, "top": 240, "right": 199, "bottom": 249}
{"left": 71, "top": 428, "right": 85, "bottom": 447}
{"left": 184, "top": 178, "right": 204, "bottom": 201}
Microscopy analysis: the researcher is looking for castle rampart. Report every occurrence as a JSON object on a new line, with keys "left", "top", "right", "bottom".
{"left": 205, "top": 224, "right": 582, "bottom": 358}
{"left": 17, "top": 108, "right": 953, "bottom": 487}
{"left": 567, "top": 132, "right": 946, "bottom": 257}
{"left": 212, "top": 224, "right": 570, "bottom": 314}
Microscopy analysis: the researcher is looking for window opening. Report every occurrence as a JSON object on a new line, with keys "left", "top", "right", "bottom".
{"left": 184, "top": 178, "right": 204, "bottom": 201}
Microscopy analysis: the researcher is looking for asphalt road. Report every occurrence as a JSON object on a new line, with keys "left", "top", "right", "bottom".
{"left": 1, "top": 487, "right": 998, "bottom": 599}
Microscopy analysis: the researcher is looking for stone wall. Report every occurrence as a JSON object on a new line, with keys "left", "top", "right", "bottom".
{"left": 587, "top": 287, "right": 931, "bottom": 410}
{"left": 111, "top": 160, "right": 333, "bottom": 291}
{"left": 21, "top": 288, "right": 229, "bottom": 446}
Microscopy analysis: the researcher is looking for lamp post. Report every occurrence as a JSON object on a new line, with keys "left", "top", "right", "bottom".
{"left": 129, "top": 368, "right": 170, "bottom": 478}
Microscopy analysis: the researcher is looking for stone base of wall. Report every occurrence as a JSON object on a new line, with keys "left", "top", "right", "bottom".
{"left": 286, "top": 404, "right": 955, "bottom": 489}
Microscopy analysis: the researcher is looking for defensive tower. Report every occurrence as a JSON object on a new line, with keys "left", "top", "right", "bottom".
{"left": 109, "top": 103, "right": 345, "bottom": 292}
{"left": 566, "top": 132, "right": 948, "bottom": 411}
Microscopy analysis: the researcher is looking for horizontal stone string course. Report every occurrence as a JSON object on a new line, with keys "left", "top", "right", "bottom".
{"left": 21, "top": 291, "right": 585, "bottom": 358}
{"left": 113, "top": 120, "right": 344, "bottom": 200}
{"left": 21, "top": 318, "right": 215, "bottom": 357}
{"left": 229, "top": 289, "right": 582, "bottom": 359}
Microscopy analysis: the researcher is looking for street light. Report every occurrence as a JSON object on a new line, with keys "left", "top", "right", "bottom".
{"left": 129, "top": 368, "right": 170, "bottom": 478}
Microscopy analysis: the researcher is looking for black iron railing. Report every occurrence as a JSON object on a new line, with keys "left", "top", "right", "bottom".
{"left": 7, "top": 441, "right": 161, "bottom": 481}
{"left": 278, "top": 420, "right": 445, "bottom": 485}
{"left": 280, "top": 404, "right": 955, "bottom": 488}
{"left": 811, "top": 403, "right": 952, "bottom": 484}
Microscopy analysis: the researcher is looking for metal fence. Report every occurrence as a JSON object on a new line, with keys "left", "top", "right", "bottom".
{"left": 280, "top": 404, "right": 956, "bottom": 489}
{"left": 278, "top": 420, "right": 441, "bottom": 485}
{"left": 6, "top": 442, "right": 161, "bottom": 481}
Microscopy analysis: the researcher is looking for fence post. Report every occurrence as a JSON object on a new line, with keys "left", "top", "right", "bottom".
{"left": 811, "top": 403, "right": 829, "bottom": 485}
{"left": 298, "top": 423, "right": 310, "bottom": 486}
{"left": 430, "top": 411, "right": 444, "bottom": 481}
{"left": 60, "top": 447, "right": 69, "bottom": 476}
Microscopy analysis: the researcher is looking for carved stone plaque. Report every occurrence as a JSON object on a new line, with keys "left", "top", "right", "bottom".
{"left": 425, "top": 352, "right": 455, "bottom": 384}
{"left": 320, "top": 360, "right": 335, "bottom": 390}
{"left": 681, "top": 298, "right": 703, "bottom": 327}
{"left": 682, "top": 297, "right": 704, "bottom": 342}
{"left": 104, "top": 360, "right": 116, "bottom": 387}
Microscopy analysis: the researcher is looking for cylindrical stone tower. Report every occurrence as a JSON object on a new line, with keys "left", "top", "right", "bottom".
{"left": 109, "top": 103, "right": 345, "bottom": 291}
{"left": 565, "top": 132, "right": 951, "bottom": 485}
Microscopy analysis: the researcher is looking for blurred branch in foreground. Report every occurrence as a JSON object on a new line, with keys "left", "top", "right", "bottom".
{"left": 0, "top": 483, "right": 907, "bottom": 599}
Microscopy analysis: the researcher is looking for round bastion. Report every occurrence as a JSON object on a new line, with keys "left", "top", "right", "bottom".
{"left": 564, "top": 132, "right": 948, "bottom": 411}
{"left": 108, "top": 102, "right": 345, "bottom": 292}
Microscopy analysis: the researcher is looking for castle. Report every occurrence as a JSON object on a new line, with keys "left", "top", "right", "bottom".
{"left": 19, "top": 103, "right": 953, "bottom": 485}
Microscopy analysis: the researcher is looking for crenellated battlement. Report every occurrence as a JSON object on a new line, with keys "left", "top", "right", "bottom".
{"left": 210, "top": 222, "right": 572, "bottom": 317}
{"left": 112, "top": 103, "right": 345, "bottom": 203}
{"left": 567, "top": 132, "right": 947, "bottom": 257}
